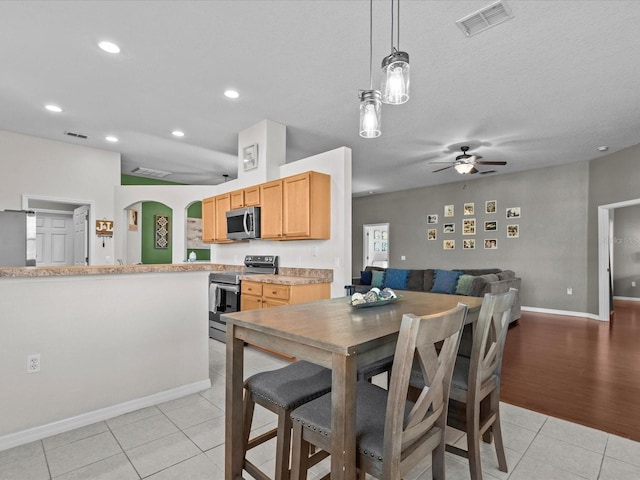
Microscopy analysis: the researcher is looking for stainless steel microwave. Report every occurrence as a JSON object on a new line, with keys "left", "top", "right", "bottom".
{"left": 226, "top": 206, "right": 261, "bottom": 240}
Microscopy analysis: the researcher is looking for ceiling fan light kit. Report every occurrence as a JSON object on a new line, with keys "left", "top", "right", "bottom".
{"left": 432, "top": 145, "right": 507, "bottom": 175}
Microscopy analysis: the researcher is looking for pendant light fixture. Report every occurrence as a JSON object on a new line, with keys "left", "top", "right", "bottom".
{"left": 359, "top": 0, "right": 382, "bottom": 138}
{"left": 381, "top": 0, "right": 410, "bottom": 105}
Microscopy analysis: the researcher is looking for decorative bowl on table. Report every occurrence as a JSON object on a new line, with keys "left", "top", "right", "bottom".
{"left": 349, "top": 287, "right": 401, "bottom": 308}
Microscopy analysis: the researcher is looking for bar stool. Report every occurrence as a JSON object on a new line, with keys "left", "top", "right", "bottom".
{"left": 243, "top": 360, "right": 332, "bottom": 480}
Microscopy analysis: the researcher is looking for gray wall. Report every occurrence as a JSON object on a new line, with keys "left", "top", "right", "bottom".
{"left": 353, "top": 142, "right": 640, "bottom": 315}
{"left": 353, "top": 161, "right": 590, "bottom": 312}
{"left": 613, "top": 204, "right": 640, "bottom": 298}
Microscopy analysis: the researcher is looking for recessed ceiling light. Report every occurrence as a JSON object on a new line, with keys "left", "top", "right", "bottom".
{"left": 597, "top": 145, "right": 609, "bottom": 152}
{"left": 105, "top": 136, "right": 119, "bottom": 143}
{"left": 45, "top": 104, "right": 62, "bottom": 113}
{"left": 172, "top": 130, "right": 185, "bottom": 137}
{"left": 224, "top": 89, "right": 240, "bottom": 99}
{"left": 98, "top": 41, "right": 120, "bottom": 54}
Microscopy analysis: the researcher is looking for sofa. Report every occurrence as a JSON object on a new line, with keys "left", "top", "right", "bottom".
{"left": 354, "top": 266, "right": 521, "bottom": 324}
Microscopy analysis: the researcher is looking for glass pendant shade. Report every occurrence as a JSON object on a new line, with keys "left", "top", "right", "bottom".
{"left": 381, "top": 50, "right": 410, "bottom": 104}
{"left": 359, "top": 90, "right": 382, "bottom": 138}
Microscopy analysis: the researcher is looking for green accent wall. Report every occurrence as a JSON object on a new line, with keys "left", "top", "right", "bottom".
{"left": 187, "top": 201, "right": 210, "bottom": 261}
{"left": 141, "top": 202, "right": 173, "bottom": 264}
{"left": 121, "top": 174, "right": 183, "bottom": 186}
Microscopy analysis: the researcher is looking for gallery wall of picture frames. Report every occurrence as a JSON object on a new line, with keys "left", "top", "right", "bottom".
{"left": 426, "top": 200, "right": 520, "bottom": 250}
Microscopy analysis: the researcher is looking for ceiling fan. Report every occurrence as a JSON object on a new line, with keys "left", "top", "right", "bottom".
{"left": 431, "top": 146, "right": 507, "bottom": 174}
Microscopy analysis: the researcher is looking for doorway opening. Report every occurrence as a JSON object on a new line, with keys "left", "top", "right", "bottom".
{"left": 362, "top": 223, "right": 389, "bottom": 270}
{"left": 21, "top": 195, "right": 94, "bottom": 266}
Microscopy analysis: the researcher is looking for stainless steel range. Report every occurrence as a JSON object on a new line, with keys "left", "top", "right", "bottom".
{"left": 208, "top": 255, "right": 278, "bottom": 342}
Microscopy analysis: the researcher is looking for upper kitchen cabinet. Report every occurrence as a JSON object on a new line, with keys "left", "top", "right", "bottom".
{"left": 260, "top": 180, "right": 283, "bottom": 239}
{"left": 282, "top": 171, "right": 330, "bottom": 240}
{"left": 202, "top": 196, "right": 215, "bottom": 243}
{"left": 230, "top": 186, "right": 260, "bottom": 210}
{"left": 213, "top": 193, "right": 234, "bottom": 243}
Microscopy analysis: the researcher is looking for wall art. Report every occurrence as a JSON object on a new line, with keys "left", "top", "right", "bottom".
{"left": 484, "top": 239, "right": 498, "bottom": 249}
{"left": 427, "top": 228, "right": 437, "bottom": 240}
{"left": 128, "top": 209, "right": 138, "bottom": 231}
{"left": 444, "top": 204, "right": 454, "bottom": 217}
{"left": 464, "top": 202, "right": 474, "bottom": 215}
{"left": 484, "top": 220, "right": 497, "bottom": 231}
{"left": 462, "top": 218, "right": 476, "bottom": 235}
{"left": 506, "top": 207, "right": 521, "bottom": 218}
{"left": 463, "top": 239, "right": 475, "bottom": 249}
{"left": 443, "top": 239, "right": 455, "bottom": 250}
{"left": 155, "top": 214, "right": 170, "bottom": 249}
{"left": 427, "top": 214, "right": 438, "bottom": 224}
{"left": 443, "top": 223, "right": 455, "bottom": 233}
{"left": 507, "top": 224, "right": 520, "bottom": 238}
{"left": 485, "top": 200, "right": 497, "bottom": 214}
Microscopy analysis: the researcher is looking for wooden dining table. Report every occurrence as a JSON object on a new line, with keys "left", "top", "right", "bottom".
{"left": 223, "top": 290, "right": 484, "bottom": 480}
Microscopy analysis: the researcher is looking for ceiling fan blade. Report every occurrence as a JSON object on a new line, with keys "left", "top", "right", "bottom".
{"left": 433, "top": 165, "right": 454, "bottom": 173}
{"left": 475, "top": 161, "right": 507, "bottom": 166}
{"left": 479, "top": 170, "right": 497, "bottom": 175}
{"left": 469, "top": 167, "right": 479, "bottom": 174}
{"left": 429, "top": 161, "right": 455, "bottom": 165}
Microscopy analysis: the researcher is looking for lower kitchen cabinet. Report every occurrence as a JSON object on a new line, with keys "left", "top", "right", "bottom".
{"left": 240, "top": 280, "right": 330, "bottom": 311}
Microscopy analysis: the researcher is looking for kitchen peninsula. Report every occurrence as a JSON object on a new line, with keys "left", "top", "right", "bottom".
{"left": 0, "top": 263, "right": 331, "bottom": 451}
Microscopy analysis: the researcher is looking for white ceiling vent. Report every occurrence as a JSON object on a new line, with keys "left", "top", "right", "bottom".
{"left": 456, "top": 0, "right": 514, "bottom": 37}
{"left": 131, "top": 166, "right": 172, "bottom": 178}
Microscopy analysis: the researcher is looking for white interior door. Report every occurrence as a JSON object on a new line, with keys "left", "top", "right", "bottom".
{"left": 73, "top": 205, "right": 90, "bottom": 265}
{"left": 362, "top": 223, "right": 389, "bottom": 270}
{"left": 35, "top": 212, "right": 74, "bottom": 266}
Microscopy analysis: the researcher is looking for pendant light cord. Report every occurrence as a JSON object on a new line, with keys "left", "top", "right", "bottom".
{"left": 369, "top": 0, "right": 373, "bottom": 90}
{"left": 397, "top": 0, "right": 400, "bottom": 51}
{"left": 390, "top": 0, "right": 394, "bottom": 52}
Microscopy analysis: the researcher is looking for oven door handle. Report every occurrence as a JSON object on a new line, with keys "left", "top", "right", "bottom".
{"left": 218, "top": 284, "right": 240, "bottom": 294}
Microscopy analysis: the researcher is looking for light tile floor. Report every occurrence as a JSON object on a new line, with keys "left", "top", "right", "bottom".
{"left": 2, "top": 339, "right": 640, "bottom": 479}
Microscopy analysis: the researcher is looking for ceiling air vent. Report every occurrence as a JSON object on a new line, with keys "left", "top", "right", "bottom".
{"left": 64, "top": 131, "right": 88, "bottom": 139}
{"left": 131, "top": 167, "right": 172, "bottom": 178}
{"left": 456, "top": 0, "right": 514, "bottom": 37}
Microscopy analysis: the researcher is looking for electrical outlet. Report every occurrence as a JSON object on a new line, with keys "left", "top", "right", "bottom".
{"left": 27, "top": 354, "right": 40, "bottom": 373}
{"left": 401, "top": 255, "right": 406, "bottom": 261}
{"left": 632, "top": 281, "right": 637, "bottom": 287}
{"left": 567, "top": 287, "right": 573, "bottom": 295}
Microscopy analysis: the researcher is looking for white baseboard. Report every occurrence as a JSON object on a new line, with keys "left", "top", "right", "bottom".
{"left": 521, "top": 306, "right": 601, "bottom": 321}
{"left": 0, "top": 378, "right": 211, "bottom": 453}
{"left": 613, "top": 296, "right": 640, "bottom": 302}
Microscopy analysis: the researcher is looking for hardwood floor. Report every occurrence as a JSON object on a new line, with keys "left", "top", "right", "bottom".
{"left": 501, "top": 300, "right": 640, "bottom": 442}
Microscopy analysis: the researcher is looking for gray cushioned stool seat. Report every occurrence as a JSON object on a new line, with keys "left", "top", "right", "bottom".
{"left": 245, "top": 360, "right": 332, "bottom": 409}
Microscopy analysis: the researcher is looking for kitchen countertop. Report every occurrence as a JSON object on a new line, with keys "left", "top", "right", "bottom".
{"left": 0, "top": 264, "right": 334, "bottom": 282}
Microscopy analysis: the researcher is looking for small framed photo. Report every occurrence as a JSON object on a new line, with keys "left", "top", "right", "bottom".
{"left": 242, "top": 144, "right": 258, "bottom": 171}
{"left": 444, "top": 204, "right": 454, "bottom": 217}
{"left": 443, "top": 223, "right": 455, "bottom": 234}
{"left": 444, "top": 239, "right": 455, "bottom": 250}
{"left": 507, "top": 224, "right": 520, "bottom": 238}
{"left": 484, "top": 221, "right": 497, "bottom": 231}
{"left": 464, "top": 203, "right": 474, "bottom": 215}
{"left": 484, "top": 239, "right": 498, "bottom": 249}
{"left": 463, "top": 239, "right": 475, "bottom": 249}
{"left": 427, "top": 228, "right": 437, "bottom": 240}
{"left": 128, "top": 209, "right": 138, "bottom": 231}
{"left": 462, "top": 218, "right": 476, "bottom": 235}
{"left": 506, "top": 207, "right": 521, "bottom": 218}
{"left": 427, "top": 214, "right": 438, "bottom": 224}
{"left": 485, "top": 200, "right": 497, "bottom": 214}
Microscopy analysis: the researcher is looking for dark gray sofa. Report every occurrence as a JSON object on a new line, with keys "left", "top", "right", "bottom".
{"left": 354, "top": 267, "right": 521, "bottom": 324}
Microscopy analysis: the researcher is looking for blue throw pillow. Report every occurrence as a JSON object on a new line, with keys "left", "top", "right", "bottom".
{"left": 383, "top": 268, "right": 409, "bottom": 290}
{"left": 360, "top": 270, "right": 372, "bottom": 286}
{"left": 371, "top": 270, "right": 385, "bottom": 289}
{"left": 431, "top": 269, "right": 463, "bottom": 294}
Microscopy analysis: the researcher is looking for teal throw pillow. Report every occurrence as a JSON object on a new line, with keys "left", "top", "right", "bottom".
{"left": 431, "top": 269, "right": 463, "bottom": 294}
{"left": 371, "top": 270, "right": 386, "bottom": 289}
{"left": 455, "top": 274, "right": 475, "bottom": 296}
{"left": 383, "top": 268, "right": 409, "bottom": 290}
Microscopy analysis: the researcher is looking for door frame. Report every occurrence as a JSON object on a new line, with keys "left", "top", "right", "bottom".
{"left": 22, "top": 195, "right": 95, "bottom": 266}
{"left": 598, "top": 197, "right": 640, "bottom": 320}
{"left": 362, "top": 223, "right": 389, "bottom": 270}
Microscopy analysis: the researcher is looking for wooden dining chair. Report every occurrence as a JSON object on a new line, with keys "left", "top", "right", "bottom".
{"left": 242, "top": 360, "right": 332, "bottom": 480}
{"left": 444, "top": 288, "right": 517, "bottom": 480}
{"left": 289, "top": 303, "right": 468, "bottom": 480}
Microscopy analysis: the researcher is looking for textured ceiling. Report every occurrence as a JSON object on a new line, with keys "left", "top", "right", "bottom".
{"left": 1, "top": 1, "right": 639, "bottom": 195}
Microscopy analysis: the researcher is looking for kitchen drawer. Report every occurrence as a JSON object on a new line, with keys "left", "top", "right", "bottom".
{"left": 242, "top": 281, "right": 263, "bottom": 296}
{"left": 263, "top": 284, "right": 290, "bottom": 301}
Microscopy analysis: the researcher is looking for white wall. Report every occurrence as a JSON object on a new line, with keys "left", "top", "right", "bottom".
{"left": 0, "top": 131, "right": 120, "bottom": 265}
{"left": 114, "top": 147, "right": 352, "bottom": 298}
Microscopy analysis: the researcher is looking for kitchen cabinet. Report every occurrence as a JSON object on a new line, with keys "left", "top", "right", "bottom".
{"left": 202, "top": 196, "right": 215, "bottom": 243}
{"left": 230, "top": 186, "right": 260, "bottom": 210}
{"left": 240, "top": 280, "right": 330, "bottom": 311}
{"left": 214, "top": 193, "right": 233, "bottom": 243}
{"left": 259, "top": 180, "right": 283, "bottom": 239}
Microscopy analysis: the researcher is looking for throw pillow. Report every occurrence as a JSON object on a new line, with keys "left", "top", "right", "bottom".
{"left": 423, "top": 269, "right": 435, "bottom": 291}
{"left": 360, "top": 270, "right": 372, "bottom": 286}
{"left": 455, "top": 274, "right": 475, "bottom": 296}
{"left": 406, "top": 270, "right": 424, "bottom": 291}
{"left": 470, "top": 273, "right": 500, "bottom": 297}
{"left": 431, "top": 269, "right": 462, "bottom": 294}
{"left": 371, "top": 270, "right": 386, "bottom": 288}
{"left": 383, "top": 268, "right": 409, "bottom": 290}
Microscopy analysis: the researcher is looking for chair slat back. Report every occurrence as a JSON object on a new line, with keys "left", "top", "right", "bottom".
{"left": 472, "top": 288, "right": 517, "bottom": 386}
{"left": 382, "top": 303, "right": 468, "bottom": 477}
